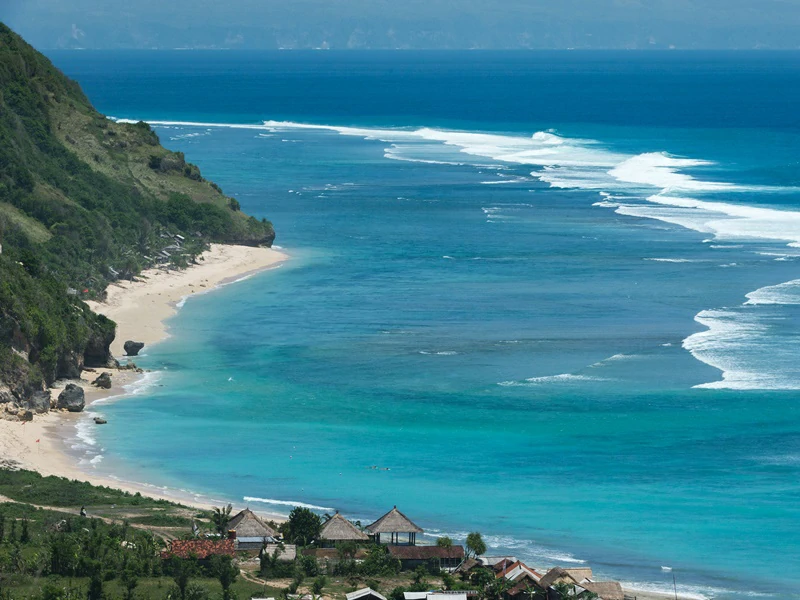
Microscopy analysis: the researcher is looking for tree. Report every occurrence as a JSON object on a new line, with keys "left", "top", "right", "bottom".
{"left": 211, "top": 504, "right": 233, "bottom": 537}
{"left": 167, "top": 556, "right": 198, "bottom": 600}
{"left": 469, "top": 568, "right": 494, "bottom": 589}
{"left": 20, "top": 519, "right": 29, "bottom": 544}
{"left": 336, "top": 540, "right": 358, "bottom": 560}
{"left": 311, "top": 575, "right": 327, "bottom": 596}
{"left": 209, "top": 554, "right": 239, "bottom": 600}
{"left": 465, "top": 532, "right": 486, "bottom": 558}
{"left": 484, "top": 577, "right": 511, "bottom": 600}
{"left": 121, "top": 567, "right": 139, "bottom": 600}
{"left": 360, "top": 545, "right": 401, "bottom": 577}
{"left": 285, "top": 507, "right": 322, "bottom": 546}
{"left": 436, "top": 536, "right": 453, "bottom": 548}
{"left": 85, "top": 560, "right": 103, "bottom": 600}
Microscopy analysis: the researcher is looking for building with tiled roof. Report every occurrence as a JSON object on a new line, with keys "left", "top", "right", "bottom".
{"left": 162, "top": 538, "right": 236, "bottom": 560}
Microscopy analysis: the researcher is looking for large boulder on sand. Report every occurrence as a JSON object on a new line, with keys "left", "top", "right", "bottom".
{"left": 56, "top": 384, "right": 85, "bottom": 412}
{"left": 27, "top": 391, "right": 51, "bottom": 414}
{"left": 92, "top": 372, "right": 112, "bottom": 389}
{"left": 124, "top": 341, "right": 145, "bottom": 356}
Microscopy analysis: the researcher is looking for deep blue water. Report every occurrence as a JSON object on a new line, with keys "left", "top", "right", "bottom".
{"left": 48, "top": 51, "right": 800, "bottom": 599}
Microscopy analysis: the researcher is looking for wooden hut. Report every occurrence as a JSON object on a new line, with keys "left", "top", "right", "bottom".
{"left": 319, "top": 512, "right": 370, "bottom": 547}
{"left": 227, "top": 508, "right": 277, "bottom": 550}
{"left": 366, "top": 506, "right": 423, "bottom": 545}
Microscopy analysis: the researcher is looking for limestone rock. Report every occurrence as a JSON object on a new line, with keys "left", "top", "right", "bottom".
{"left": 92, "top": 372, "right": 112, "bottom": 389}
{"left": 27, "top": 391, "right": 51, "bottom": 414}
{"left": 57, "top": 350, "right": 83, "bottom": 379}
{"left": 56, "top": 384, "right": 85, "bottom": 412}
{"left": 123, "top": 341, "right": 145, "bottom": 356}
{"left": 84, "top": 326, "right": 115, "bottom": 368}
{"left": 17, "top": 409, "right": 33, "bottom": 422}
{"left": 0, "top": 385, "right": 13, "bottom": 405}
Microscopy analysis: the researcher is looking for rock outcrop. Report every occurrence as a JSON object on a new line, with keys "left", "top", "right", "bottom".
{"left": 124, "top": 341, "right": 145, "bottom": 356}
{"left": 0, "top": 384, "right": 13, "bottom": 405}
{"left": 56, "top": 384, "right": 85, "bottom": 412}
{"left": 27, "top": 391, "right": 51, "bottom": 414}
{"left": 84, "top": 324, "right": 116, "bottom": 368}
{"left": 92, "top": 372, "right": 112, "bottom": 389}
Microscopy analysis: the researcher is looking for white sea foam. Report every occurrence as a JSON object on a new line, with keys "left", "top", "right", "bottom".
{"left": 684, "top": 308, "right": 800, "bottom": 390}
{"left": 125, "top": 116, "right": 800, "bottom": 393}
{"left": 243, "top": 496, "right": 334, "bottom": 511}
{"left": 609, "top": 152, "right": 732, "bottom": 191}
{"left": 644, "top": 258, "right": 697, "bottom": 263}
{"left": 745, "top": 279, "right": 800, "bottom": 305}
{"left": 421, "top": 528, "right": 586, "bottom": 566}
{"left": 499, "top": 374, "right": 604, "bottom": 386}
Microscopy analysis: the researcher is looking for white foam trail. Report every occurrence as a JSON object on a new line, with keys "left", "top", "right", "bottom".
{"left": 243, "top": 496, "right": 334, "bottom": 512}
{"left": 745, "top": 279, "right": 800, "bottom": 305}
{"left": 127, "top": 116, "right": 800, "bottom": 392}
{"left": 499, "top": 374, "right": 605, "bottom": 386}
{"left": 641, "top": 193, "right": 800, "bottom": 246}
{"left": 684, "top": 309, "right": 800, "bottom": 390}
{"left": 609, "top": 152, "right": 732, "bottom": 191}
{"left": 644, "top": 258, "right": 698, "bottom": 263}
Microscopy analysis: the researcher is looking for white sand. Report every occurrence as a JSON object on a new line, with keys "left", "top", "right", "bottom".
{"left": 0, "top": 244, "right": 287, "bottom": 509}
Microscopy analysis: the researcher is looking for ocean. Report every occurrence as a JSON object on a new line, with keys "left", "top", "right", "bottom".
{"left": 47, "top": 50, "right": 800, "bottom": 599}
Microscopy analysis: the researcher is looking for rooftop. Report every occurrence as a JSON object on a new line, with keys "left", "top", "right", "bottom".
{"left": 366, "top": 506, "right": 423, "bottom": 534}
{"left": 320, "top": 513, "right": 370, "bottom": 541}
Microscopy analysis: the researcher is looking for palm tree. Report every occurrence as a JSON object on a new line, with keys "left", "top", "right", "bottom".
{"left": 212, "top": 504, "right": 233, "bottom": 537}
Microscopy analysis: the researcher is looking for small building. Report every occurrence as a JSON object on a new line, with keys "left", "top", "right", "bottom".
{"left": 388, "top": 544, "right": 465, "bottom": 571}
{"left": 580, "top": 582, "right": 624, "bottom": 600}
{"left": 537, "top": 567, "right": 580, "bottom": 589}
{"left": 319, "top": 512, "right": 370, "bottom": 548}
{"left": 162, "top": 538, "right": 236, "bottom": 560}
{"left": 227, "top": 508, "right": 277, "bottom": 550}
{"left": 405, "top": 591, "right": 479, "bottom": 600}
{"left": 346, "top": 588, "right": 388, "bottom": 600}
{"left": 262, "top": 543, "right": 297, "bottom": 561}
{"left": 454, "top": 557, "right": 481, "bottom": 575}
{"left": 366, "top": 506, "right": 423, "bottom": 545}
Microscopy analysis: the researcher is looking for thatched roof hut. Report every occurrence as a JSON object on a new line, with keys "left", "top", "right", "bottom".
{"left": 538, "top": 567, "right": 580, "bottom": 590}
{"left": 227, "top": 508, "right": 276, "bottom": 548}
{"left": 580, "top": 581, "right": 624, "bottom": 600}
{"left": 320, "top": 513, "right": 369, "bottom": 545}
{"left": 366, "top": 506, "right": 423, "bottom": 545}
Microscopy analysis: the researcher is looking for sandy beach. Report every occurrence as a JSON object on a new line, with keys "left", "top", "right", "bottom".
{"left": 0, "top": 243, "right": 287, "bottom": 509}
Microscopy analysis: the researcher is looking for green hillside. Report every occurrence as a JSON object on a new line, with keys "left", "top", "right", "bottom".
{"left": 0, "top": 23, "right": 275, "bottom": 408}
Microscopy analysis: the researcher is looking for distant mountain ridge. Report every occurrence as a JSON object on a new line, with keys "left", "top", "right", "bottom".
{"left": 4, "top": 0, "right": 800, "bottom": 50}
{"left": 0, "top": 23, "right": 274, "bottom": 414}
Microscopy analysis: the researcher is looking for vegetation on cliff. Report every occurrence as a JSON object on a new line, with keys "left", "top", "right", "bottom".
{"left": 0, "top": 23, "right": 274, "bottom": 408}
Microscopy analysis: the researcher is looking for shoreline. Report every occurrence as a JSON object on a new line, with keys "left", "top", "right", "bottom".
{"left": 0, "top": 242, "right": 699, "bottom": 599}
{"left": 0, "top": 243, "right": 288, "bottom": 512}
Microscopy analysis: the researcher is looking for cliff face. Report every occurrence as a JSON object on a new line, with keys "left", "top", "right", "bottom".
{"left": 0, "top": 23, "right": 275, "bottom": 416}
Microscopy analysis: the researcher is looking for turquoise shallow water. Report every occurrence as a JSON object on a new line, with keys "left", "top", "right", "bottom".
{"left": 48, "top": 51, "right": 800, "bottom": 599}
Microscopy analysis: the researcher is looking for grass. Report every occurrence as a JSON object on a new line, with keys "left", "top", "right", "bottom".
{"left": 0, "top": 201, "right": 51, "bottom": 244}
{"left": 128, "top": 513, "right": 194, "bottom": 528}
{"left": 0, "top": 469, "right": 180, "bottom": 508}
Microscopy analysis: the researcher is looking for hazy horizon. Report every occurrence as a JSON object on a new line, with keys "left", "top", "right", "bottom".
{"left": 3, "top": 0, "right": 800, "bottom": 50}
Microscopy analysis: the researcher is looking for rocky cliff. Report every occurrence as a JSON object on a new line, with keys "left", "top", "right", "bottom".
{"left": 0, "top": 23, "right": 275, "bottom": 418}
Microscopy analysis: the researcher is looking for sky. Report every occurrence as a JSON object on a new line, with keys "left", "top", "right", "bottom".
{"left": 2, "top": 0, "right": 800, "bottom": 49}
